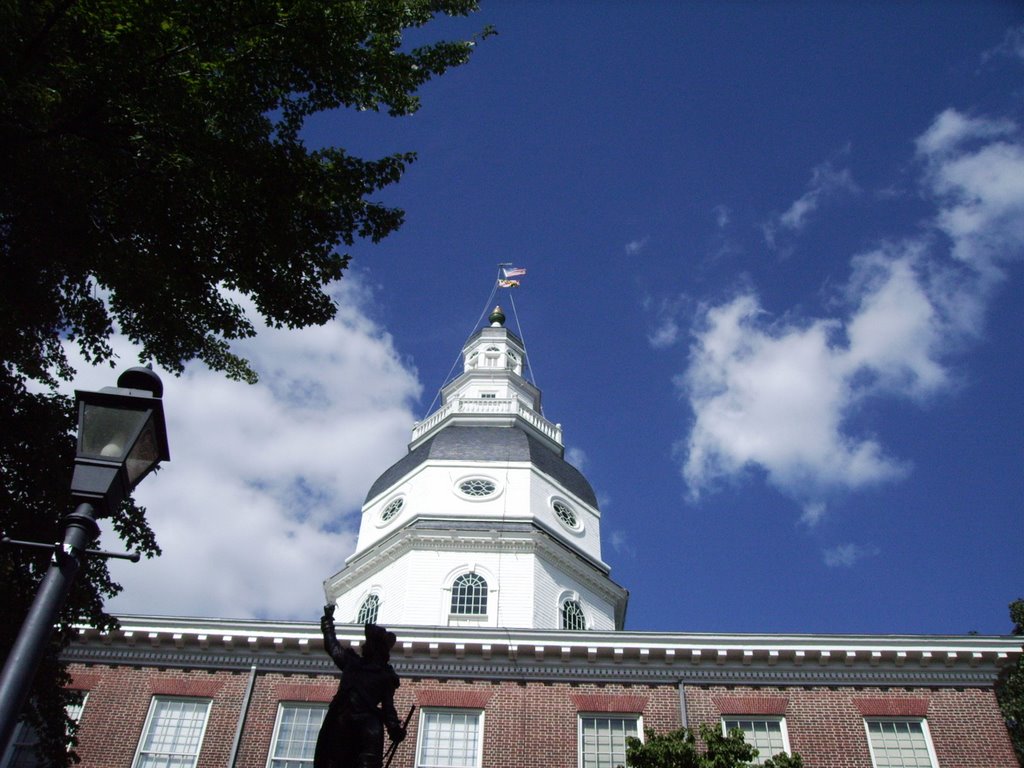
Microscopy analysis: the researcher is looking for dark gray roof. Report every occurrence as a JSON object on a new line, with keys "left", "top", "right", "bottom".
{"left": 365, "top": 426, "right": 598, "bottom": 507}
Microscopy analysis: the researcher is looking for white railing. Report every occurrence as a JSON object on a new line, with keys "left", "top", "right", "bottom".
{"left": 411, "top": 397, "right": 562, "bottom": 446}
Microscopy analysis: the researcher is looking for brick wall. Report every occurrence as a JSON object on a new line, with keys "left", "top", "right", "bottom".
{"left": 67, "top": 663, "right": 679, "bottom": 768}
{"left": 66, "top": 662, "right": 1016, "bottom": 768}
{"left": 69, "top": 664, "right": 250, "bottom": 768}
{"left": 685, "top": 684, "right": 1018, "bottom": 767}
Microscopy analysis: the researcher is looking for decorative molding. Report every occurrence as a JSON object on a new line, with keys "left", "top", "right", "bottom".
{"left": 416, "top": 689, "right": 493, "bottom": 709}
{"left": 67, "top": 671, "right": 102, "bottom": 691}
{"left": 854, "top": 697, "right": 930, "bottom": 717}
{"left": 64, "top": 618, "right": 1021, "bottom": 690}
{"left": 713, "top": 695, "right": 789, "bottom": 715}
{"left": 274, "top": 683, "right": 336, "bottom": 703}
{"left": 328, "top": 520, "right": 623, "bottom": 606}
{"left": 571, "top": 694, "right": 647, "bottom": 713}
{"left": 150, "top": 678, "right": 223, "bottom": 697}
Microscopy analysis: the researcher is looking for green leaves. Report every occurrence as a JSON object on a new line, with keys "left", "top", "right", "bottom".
{"left": 1, "top": 0, "right": 486, "bottom": 388}
{"left": 996, "top": 599, "right": 1024, "bottom": 765}
{"left": 625, "top": 724, "right": 802, "bottom": 768}
{"left": 1, "top": 2, "right": 487, "bottom": 764}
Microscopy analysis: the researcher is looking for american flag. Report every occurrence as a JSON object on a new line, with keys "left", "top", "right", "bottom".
{"left": 502, "top": 266, "right": 527, "bottom": 278}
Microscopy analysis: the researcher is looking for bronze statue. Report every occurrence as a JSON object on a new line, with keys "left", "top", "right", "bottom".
{"left": 314, "top": 605, "right": 406, "bottom": 768}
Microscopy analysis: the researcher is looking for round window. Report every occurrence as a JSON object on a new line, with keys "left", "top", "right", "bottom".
{"left": 553, "top": 500, "right": 580, "bottom": 530}
{"left": 380, "top": 497, "right": 404, "bottom": 522}
{"left": 458, "top": 478, "right": 497, "bottom": 497}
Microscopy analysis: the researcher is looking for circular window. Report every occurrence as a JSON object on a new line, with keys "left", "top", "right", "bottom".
{"left": 458, "top": 478, "right": 497, "bottom": 497}
{"left": 553, "top": 500, "right": 581, "bottom": 530}
{"left": 380, "top": 497, "right": 404, "bottom": 522}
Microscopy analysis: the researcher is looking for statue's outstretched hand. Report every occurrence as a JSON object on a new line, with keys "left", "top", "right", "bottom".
{"left": 388, "top": 724, "right": 406, "bottom": 744}
{"left": 323, "top": 604, "right": 335, "bottom": 619}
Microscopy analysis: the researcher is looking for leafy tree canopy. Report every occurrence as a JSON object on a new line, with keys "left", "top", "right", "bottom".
{"left": 2, "top": 0, "right": 491, "bottom": 387}
{"left": 997, "top": 598, "right": 1024, "bottom": 766}
{"left": 0, "top": 1, "right": 489, "bottom": 764}
{"left": 625, "top": 724, "right": 803, "bottom": 768}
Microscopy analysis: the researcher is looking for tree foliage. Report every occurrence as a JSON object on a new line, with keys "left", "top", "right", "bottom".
{"left": 625, "top": 725, "right": 803, "bottom": 768}
{"left": 997, "top": 598, "right": 1024, "bottom": 766}
{"left": 0, "top": 1, "right": 488, "bottom": 764}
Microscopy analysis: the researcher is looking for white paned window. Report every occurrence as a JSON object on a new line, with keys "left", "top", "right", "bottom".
{"left": 1, "top": 696, "right": 88, "bottom": 768}
{"left": 380, "top": 497, "right": 404, "bottom": 522}
{"left": 268, "top": 703, "right": 327, "bottom": 768}
{"left": 865, "top": 719, "right": 938, "bottom": 768}
{"left": 722, "top": 718, "right": 790, "bottom": 765}
{"left": 561, "top": 599, "right": 587, "bottom": 630}
{"left": 357, "top": 594, "right": 380, "bottom": 625}
{"left": 457, "top": 478, "right": 496, "bottom": 498}
{"left": 553, "top": 500, "right": 580, "bottom": 530}
{"left": 416, "top": 709, "right": 483, "bottom": 768}
{"left": 133, "top": 697, "right": 211, "bottom": 768}
{"left": 450, "top": 573, "right": 488, "bottom": 616}
{"left": 579, "top": 715, "right": 640, "bottom": 768}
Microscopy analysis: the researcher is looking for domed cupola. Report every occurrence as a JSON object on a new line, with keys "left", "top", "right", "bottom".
{"left": 324, "top": 308, "right": 628, "bottom": 631}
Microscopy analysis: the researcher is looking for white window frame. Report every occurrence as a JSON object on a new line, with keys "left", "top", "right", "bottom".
{"left": 132, "top": 696, "right": 211, "bottom": 768}
{"left": 721, "top": 716, "right": 791, "bottom": 765}
{"left": 863, "top": 717, "right": 939, "bottom": 768}
{"left": 561, "top": 598, "right": 588, "bottom": 631}
{"left": 1, "top": 694, "right": 88, "bottom": 768}
{"left": 267, "top": 702, "right": 327, "bottom": 768}
{"left": 357, "top": 593, "right": 381, "bottom": 625}
{"left": 449, "top": 572, "right": 488, "bottom": 618}
{"left": 453, "top": 476, "right": 501, "bottom": 501}
{"left": 415, "top": 708, "right": 484, "bottom": 768}
{"left": 578, "top": 713, "right": 642, "bottom": 768}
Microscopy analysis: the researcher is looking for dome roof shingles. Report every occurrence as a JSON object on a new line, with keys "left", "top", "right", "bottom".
{"left": 365, "top": 426, "right": 597, "bottom": 507}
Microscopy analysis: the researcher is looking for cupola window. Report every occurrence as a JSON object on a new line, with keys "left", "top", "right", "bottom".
{"left": 357, "top": 594, "right": 380, "bottom": 625}
{"left": 458, "top": 478, "right": 497, "bottom": 497}
{"left": 561, "top": 599, "right": 587, "bottom": 630}
{"left": 450, "top": 572, "right": 488, "bottom": 615}
{"left": 380, "top": 497, "right": 404, "bottom": 522}
{"left": 553, "top": 500, "right": 581, "bottom": 531}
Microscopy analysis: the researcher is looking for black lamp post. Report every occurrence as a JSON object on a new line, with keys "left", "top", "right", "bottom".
{"left": 0, "top": 367, "right": 170, "bottom": 756}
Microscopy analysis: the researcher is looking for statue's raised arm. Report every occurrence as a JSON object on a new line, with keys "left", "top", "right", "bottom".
{"left": 314, "top": 607, "right": 405, "bottom": 768}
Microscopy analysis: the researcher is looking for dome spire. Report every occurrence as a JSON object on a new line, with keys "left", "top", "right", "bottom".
{"left": 489, "top": 306, "right": 506, "bottom": 327}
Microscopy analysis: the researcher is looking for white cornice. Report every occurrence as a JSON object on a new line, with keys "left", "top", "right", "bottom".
{"left": 327, "top": 518, "right": 621, "bottom": 600}
{"left": 65, "top": 616, "right": 1021, "bottom": 688}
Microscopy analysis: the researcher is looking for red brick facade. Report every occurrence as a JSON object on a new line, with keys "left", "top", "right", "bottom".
{"left": 686, "top": 684, "right": 1016, "bottom": 767}
{"left": 65, "top": 659, "right": 1018, "bottom": 768}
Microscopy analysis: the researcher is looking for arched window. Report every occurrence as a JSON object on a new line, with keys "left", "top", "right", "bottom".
{"left": 357, "top": 594, "right": 380, "bottom": 625}
{"left": 450, "top": 573, "right": 488, "bottom": 616}
{"left": 561, "top": 599, "right": 586, "bottom": 630}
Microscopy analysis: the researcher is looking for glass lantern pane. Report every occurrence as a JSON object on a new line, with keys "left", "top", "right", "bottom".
{"left": 79, "top": 404, "right": 149, "bottom": 461}
{"left": 125, "top": 416, "right": 160, "bottom": 484}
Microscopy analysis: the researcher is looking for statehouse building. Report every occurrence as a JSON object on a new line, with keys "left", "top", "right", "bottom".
{"left": 9, "top": 308, "right": 1020, "bottom": 768}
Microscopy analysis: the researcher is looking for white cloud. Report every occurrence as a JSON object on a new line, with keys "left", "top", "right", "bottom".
{"left": 841, "top": 246, "right": 949, "bottom": 398}
{"left": 647, "top": 316, "right": 680, "bottom": 349}
{"left": 914, "top": 109, "right": 1015, "bottom": 158}
{"left": 713, "top": 205, "right": 731, "bottom": 229}
{"left": 981, "top": 24, "right": 1024, "bottom": 65}
{"left": 823, "top": 543, "right": 880, "bottom": 568}
{"left": 67, "top": 275, "right": 421, "bottom": 620}
{"left": 625, "top": 236, "right": 650, "bottom": 255}
{"left": 646, "top": 295, "right": 693, "bottom": 350}
{"left": 565, "top": 446, "right": 588, "bottom": 470}
{"left": 608, "top": 530, "right": 636, "bottom": 559}
{"left": 679, "top": 109, "right": 1024, "bottom": 519}
{"left": 679, "top": 293, "right": 908, "bottom": 510}
{"left": 765, "top": 158, "right": 859, "bottom": 248}
{"left": 917, "top": 111, "right": 1024, "bottom": 275}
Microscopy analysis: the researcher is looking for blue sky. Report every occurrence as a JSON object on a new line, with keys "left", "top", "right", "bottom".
{"left": 86, "top": 2, "right": 1023, "bottom": 636}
